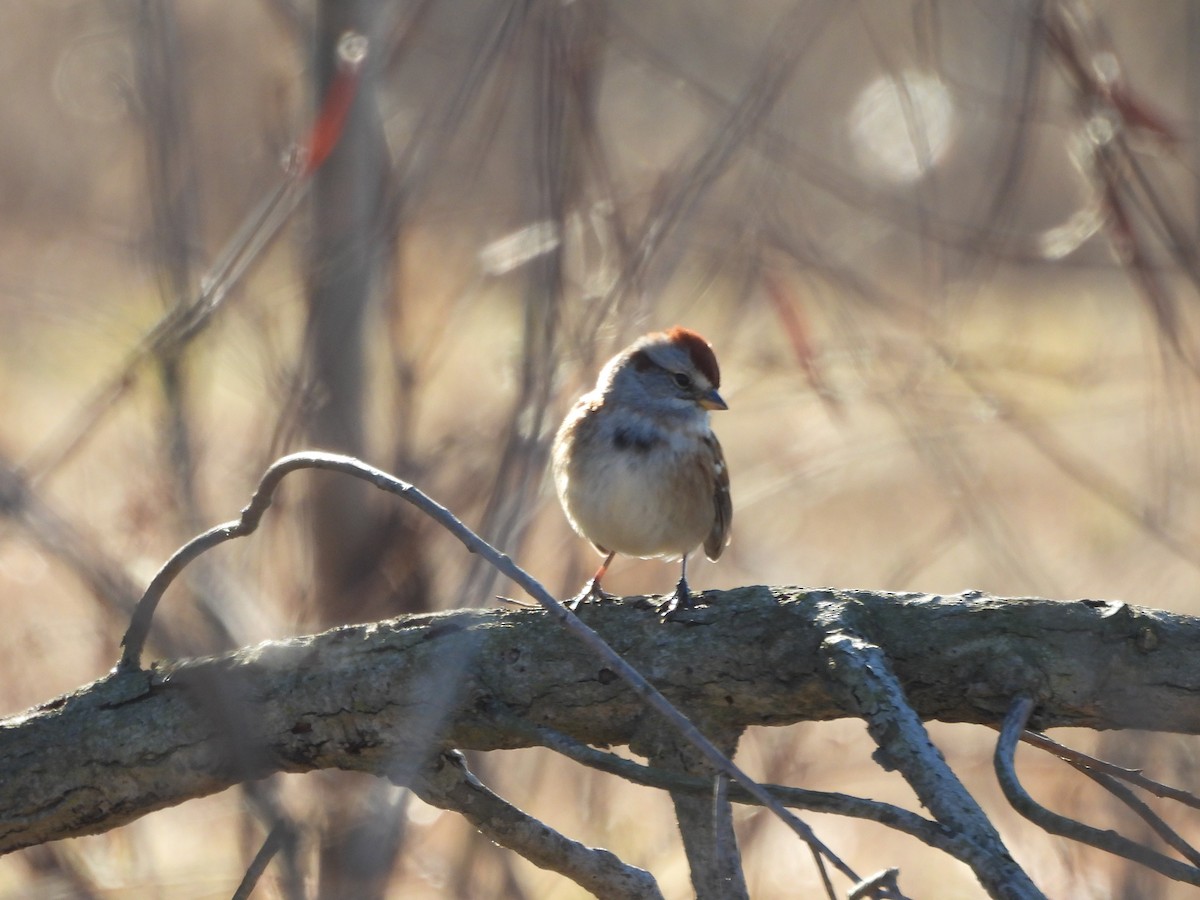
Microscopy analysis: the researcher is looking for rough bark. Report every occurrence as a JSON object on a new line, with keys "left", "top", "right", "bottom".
{"left": 821, "top": 624, "right": 1043, "bottom": 899}
{"left": 3, "top": 587, "right": 1198, "bottom": 855}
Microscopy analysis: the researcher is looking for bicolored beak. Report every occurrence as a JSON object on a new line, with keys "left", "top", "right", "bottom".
{"left": 699, "top": 388, "right": 728, "bottom": 411}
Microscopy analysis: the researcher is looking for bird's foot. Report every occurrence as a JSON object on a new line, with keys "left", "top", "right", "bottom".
{"left": 564, "top": 577, "right": 614, "bottom": 611}
{"left": 655, "top": 575, "right": 697, "bottom": 620}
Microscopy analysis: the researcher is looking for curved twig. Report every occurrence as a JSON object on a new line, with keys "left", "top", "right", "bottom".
{"left": 996, "top": 697, "right": 1200, "bottom": 885}
{"left": 1020, "top": 729, "right": 1200, "bottom": 865}
{"left": 116, "top": 451, "right": 862, "bottom": 888}
{"left": 1018, "top": 730, "right": 1200, "bottom": 866}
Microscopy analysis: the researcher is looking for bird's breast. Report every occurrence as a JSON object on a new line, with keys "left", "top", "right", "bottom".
{"left": 556, "top": 415, "right": 713, "bottom": 559}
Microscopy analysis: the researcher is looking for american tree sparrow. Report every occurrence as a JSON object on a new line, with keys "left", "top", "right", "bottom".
{"left": 553, "top": 327, "right": 731, "bottom": 615}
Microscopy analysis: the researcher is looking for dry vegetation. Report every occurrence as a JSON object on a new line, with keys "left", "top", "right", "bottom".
{"left": 3, "top": 1, "right": 1200, "bottom": 897}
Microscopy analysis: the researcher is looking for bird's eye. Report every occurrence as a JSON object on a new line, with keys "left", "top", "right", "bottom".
{"left": 672, "top": 372, "right": 692, "bottom": 389}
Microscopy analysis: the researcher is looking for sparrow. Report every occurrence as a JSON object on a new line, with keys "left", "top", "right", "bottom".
{"left": 552, "top": 327, "right": 731, "bottom": 615}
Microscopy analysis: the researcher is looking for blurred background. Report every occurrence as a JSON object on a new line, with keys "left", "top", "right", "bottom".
{"left": 2, "top": 0, "right": 1200, "bottom": 896}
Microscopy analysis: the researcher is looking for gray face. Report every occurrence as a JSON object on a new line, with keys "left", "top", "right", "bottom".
{"left": 603, "top": 341, "right": 714, "bottom": 416}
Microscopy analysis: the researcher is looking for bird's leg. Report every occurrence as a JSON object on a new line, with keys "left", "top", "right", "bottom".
{"left": 566, "top": 551, "right": 616, "bottom": 610}
{"left": 657, "top": 554, "right": 696, "bottom": 618}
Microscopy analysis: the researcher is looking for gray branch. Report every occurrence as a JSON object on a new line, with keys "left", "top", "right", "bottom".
{"left": 4, "top": 586, "right": 1200, "bottom": 889}
{"left": 115, "top": 449, "right": 850, "bottom": 885}
{"left": 629, "top": 716, "right": 750, "bottom": 900}
{"left": 412, "top": 751, "right": 662, "bottom": 900}
{"left": 820, "top": 619, "right": 1043, "bottom": 899}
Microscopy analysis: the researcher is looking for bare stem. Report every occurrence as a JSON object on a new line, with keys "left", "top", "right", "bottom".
{"left": 116, "top": 451, "right": 859, "bottom": 887}
{"left": 995, "top": 697, "right": 1200, "bottom": 885}
{"left": 1020, "top": 729, "right": 1200, "bottom": 811}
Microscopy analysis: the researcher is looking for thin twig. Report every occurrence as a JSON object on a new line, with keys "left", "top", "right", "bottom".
{"left": 849, "top": 869, "right": 902, "bottom": 900}
{"left": 21, "top": 34, "right": 367, "bottom": 483}
{"left": 498, "top": 711, "right": 962, "bottom": 878}
{"left": 1074, "top": 765, "right": 1200, "bottom": 868}
{"left": 116, "top": 451, "right": 860, "bottom": 888}
{"left": 1020, "top": 730, "right": 1200, "bottom": 811}
{"left": 604, "top": 1, "right": 839, "bottom": 312}
{"left": 23, "top": 172, "right": 302, "bottom": 484}
{"left": 810, "top": 814, "right": 838, "bottom": 900}
{"left": 711, "top": 773, "right": 732, "bottom": 894}
{"left": 231, "top": 819, "right": 292, "bottom": 900}
{"left": 995, "top": 697, "right": 1200, "bottom": 885}
{"left": 1017, "top": 728, "right": 1200, "bottom": 866}
{"left": 769, "top": 234, "right": 1200, "bottom": 577}
{"left": 238, "top": 781, "right": 305, "bottom": 900}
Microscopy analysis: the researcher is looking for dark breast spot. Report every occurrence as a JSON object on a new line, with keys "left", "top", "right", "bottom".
{"left": 613, "top": 426, "right": 660, "bottom": 453}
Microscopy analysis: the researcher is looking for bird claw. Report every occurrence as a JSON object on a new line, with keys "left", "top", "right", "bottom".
{"left": 655, "top": 577, "right": 697, "bottom": 620}
{"left": 564, "top": 578, "right": 614, "bottom": 611}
